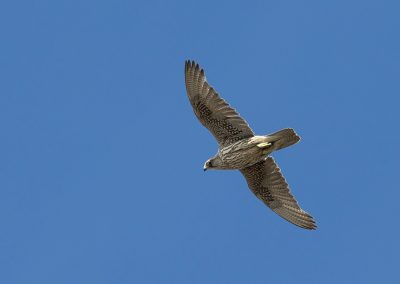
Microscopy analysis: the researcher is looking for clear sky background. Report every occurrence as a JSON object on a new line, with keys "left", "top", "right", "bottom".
{"left": 1, "top": 1, "right": 399, "bottom": 283}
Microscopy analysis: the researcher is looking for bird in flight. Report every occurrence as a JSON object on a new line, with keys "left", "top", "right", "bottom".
{"left": 184, "top": 60, "right": 316, "bottom": 230}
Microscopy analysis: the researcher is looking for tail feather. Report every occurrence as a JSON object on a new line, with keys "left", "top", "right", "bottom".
{"left": 266, "top": 128, "right": 300, "bottom": 151}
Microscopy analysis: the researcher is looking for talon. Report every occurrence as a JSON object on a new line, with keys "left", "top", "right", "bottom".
{"left": 257, "top": 142, "right": 272, "bottom": 148}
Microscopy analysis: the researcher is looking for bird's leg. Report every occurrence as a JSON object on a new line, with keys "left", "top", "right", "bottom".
{"left": 256, "top": 142, "right": 272, "bottom": 148}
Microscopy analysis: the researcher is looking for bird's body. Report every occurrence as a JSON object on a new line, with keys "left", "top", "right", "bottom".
{"left": 184, "top": 60, "right": 316, "bottom": 230}
{"left": 210, "top": 131, "right": 299, "bottom": 169}
{"left": 216, "top": 136, "right": 269, "bottom": 169}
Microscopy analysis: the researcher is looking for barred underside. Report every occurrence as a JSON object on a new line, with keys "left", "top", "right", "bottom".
{"left": 218, "top": 137, "right": 266, "bottom": 169}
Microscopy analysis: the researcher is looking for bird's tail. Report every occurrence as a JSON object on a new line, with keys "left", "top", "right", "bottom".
{"left": 264, "top": 128, "right": 301, "bottom": 151}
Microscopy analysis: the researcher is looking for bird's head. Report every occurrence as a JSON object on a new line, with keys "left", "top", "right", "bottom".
{"left": 203, "top": 159, "right": 213, "bottom": 171}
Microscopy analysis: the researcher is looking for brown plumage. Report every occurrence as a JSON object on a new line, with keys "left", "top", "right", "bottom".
{"left": 184, "top": 60, "right": 316, "bottom": 230}
{"left": 241, "top": 157, "right": 316, "bottom": 229}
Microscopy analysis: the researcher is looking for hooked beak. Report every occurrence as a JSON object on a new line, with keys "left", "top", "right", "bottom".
{"left": 203, "top": 161, "right": 210, "bottom": 171}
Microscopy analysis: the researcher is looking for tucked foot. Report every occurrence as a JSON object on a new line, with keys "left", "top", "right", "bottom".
{"left": 257, "top": 142, "right": 272, "bottom": 148}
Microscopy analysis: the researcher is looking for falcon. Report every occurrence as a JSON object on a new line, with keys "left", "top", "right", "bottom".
{"left": 184, "top": 60, "right": 316, "bottom": 230}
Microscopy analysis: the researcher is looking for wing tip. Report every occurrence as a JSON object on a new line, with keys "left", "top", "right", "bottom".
{"left": 274, "top": 205, "right": 317, "bottom": 230}
{"left": 185, "top": 60, "right": 193, "bottom": 72}
{"left": 185, "top": 60, "right": 206, "bottom": 86}
{"left": 292, "top": 211, "right": 317, "bottom": 230}
{"left": 185, "top": 59, "right": 198, "bottom": 68}
{"left": 290, "top": 216, "right": 317, "bottom": 230}
{"left": 301, "top": 217, "right": 317, "bottom": 230}
{"left": 297, "top": 214, "right": 317, "bottom": 230}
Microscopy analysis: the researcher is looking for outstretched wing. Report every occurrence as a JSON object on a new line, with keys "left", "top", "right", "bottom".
{"left": 185, "top": 60, "right": 254, "bottom": 147}
{"left": 240, "top": 157, "right": 316, "bottom": 230}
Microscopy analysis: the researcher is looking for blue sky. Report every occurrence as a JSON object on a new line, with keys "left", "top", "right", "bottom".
{"left": 1, "top": 0, "right": 399, "bottom": 283}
